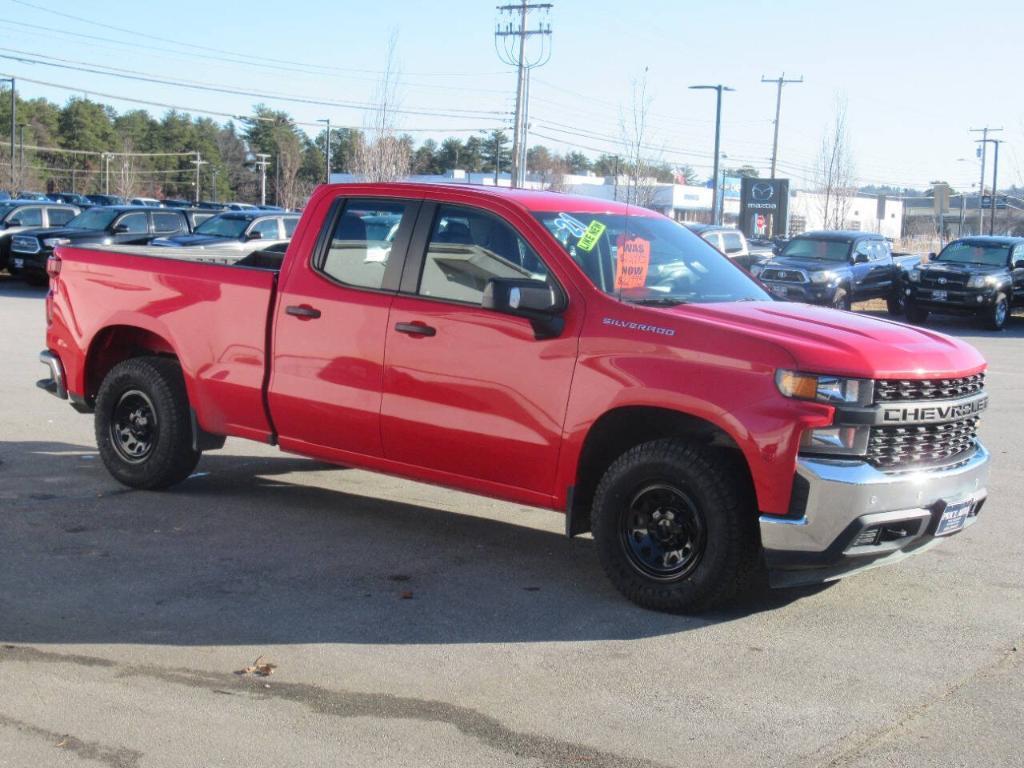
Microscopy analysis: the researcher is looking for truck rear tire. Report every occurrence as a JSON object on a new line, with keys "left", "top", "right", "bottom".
{"left": 95, "top": 357, "right": 200, "bottom": 490}
{"left": 984, "top": 293, "right": 1008, "bottom": 330}
{"left": 886, "top": 292, "right": 905, "bottom": 315}
{"left": 590, "top": 438, "right": 760, "bottom": 613}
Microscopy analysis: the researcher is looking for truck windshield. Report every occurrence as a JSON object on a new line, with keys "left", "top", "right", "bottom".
{"left": 534, "top": 211, "right": 768, "bottom": 305}
{"left": 66, "top": 209, "right": 118, "bottom": 230}
{"left": 195, "top": 216, "right": 251, "bottom": 238}
{"left": 779, "top": 237, "right": 851, "bottom": 262}
{"left": 936, "top": 241, "right": 1011, "bottom": 267}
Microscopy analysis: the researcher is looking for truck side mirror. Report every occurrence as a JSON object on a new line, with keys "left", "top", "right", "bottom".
{"left": 112, "top": 222, "right": 130, "bottom": 234}
{"left": 928, "top": 252, "right": 937, "bottom": 261}
{"left": 854, "top": 252, "right": 869, "bottom": 263}
{"left": 482, "top": 277, "right": 565, "bottom": 340}
{"left": 246, "top": 230, "right": 264, "bottom": 240}
{"left": 1013, "top": 258, "right": 1024, "bottom": 270}
{"left": 7, "top": 217, "right": 21, "bottom": 227}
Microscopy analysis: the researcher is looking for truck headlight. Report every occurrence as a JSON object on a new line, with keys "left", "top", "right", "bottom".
{"left": 906, "top": 269, "right": 921, "bottom": 283}
{"left": 799, "top": 425, "right": 869, "bottom": 456}
{"left": 966, "top": 275, "right": 998, "bottom": 289}
{"left": 43, "top": 237, "right": 71, "bottom": 248}
{"left": 809, "top": 270, "right": 836, "bottom": 284}
{"left": 776, "top": 370, "right": 867, "bottom": 404}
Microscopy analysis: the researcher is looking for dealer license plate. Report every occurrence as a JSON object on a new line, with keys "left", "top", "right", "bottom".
{"left": 770, "top": 285, "right": 788, "bottom": 298}
{"left": 932, "top": 289, "right": 947, "bottom": 302}
{"left": 935, "top": 498, "right": 973, "bottom": 536}
{"left": 12, "top": 258, "right": 23, "bottom": 269}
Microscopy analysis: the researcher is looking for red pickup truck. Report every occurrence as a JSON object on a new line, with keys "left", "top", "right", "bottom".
{"left": 38, "top": 183, "right": 991, "bottom": 612}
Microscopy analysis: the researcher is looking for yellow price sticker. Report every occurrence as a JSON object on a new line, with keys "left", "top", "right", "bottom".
{"left": 576, "top": 220, "right": 607, "bottom": 252}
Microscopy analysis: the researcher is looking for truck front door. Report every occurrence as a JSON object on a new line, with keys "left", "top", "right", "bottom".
{"left": 380, "top": 201, "right": 580, "bottom": 498}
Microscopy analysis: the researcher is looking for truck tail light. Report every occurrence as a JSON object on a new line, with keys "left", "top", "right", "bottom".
{"left": 46, "top": 254, "right": 62, "bottom": 278}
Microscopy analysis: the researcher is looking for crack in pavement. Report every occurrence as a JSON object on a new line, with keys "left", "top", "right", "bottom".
{"left": 790, "top": 641, "right": 1022, "bottom": 768}
{"left": 0, "top": 712, "right": 143, "bottom": 768}
{"left": 1, "top": 645, "right": 669, "bottom": 768}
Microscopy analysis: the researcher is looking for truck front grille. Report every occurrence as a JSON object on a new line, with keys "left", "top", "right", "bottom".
{"left": 874, "top": 374, "right": 984, "bottom": 402}
{"left": 867, "top": 417, "right": 979, "bottom": 469}
{"left": 920, "top": 272, "right": 969, "bottom": 289}
{"left": 760, "top": 268, "right": 806, "bottom": 283}
{"left": 11, "top": 236, "right": 40, "bottom": 254}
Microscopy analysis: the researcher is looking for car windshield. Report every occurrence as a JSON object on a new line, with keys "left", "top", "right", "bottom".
{"left": 936, "top": 241, "right": 1011, "bottom": 267}
{"left": 534, "top": 211, "right": 769, "bottom": 305}
{"left": 195, "top": 216, "right": 251, "bottom": 238}
{"left": 66, "top": 208, "right": 118, "bottom": 230}
{"left": 779, "top": 237, "right": 852, "bottom": 262}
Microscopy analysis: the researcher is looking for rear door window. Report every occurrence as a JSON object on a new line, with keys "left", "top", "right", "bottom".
{"left": 152, "top": 211, "right": 186, "bottom": 234}
{"left": 722, "top": 232, "right": 744, "bottom": 254}
{"left": 13, "top": 207, "right": 42, "bottom": 227}
{"left": 250, "top": 218, "right": 281, "bottom": 239}
{"left": 46, "top": 208, "right": 76, "bottom": 227}
{"left": 317, "top": 199, "right": 415, "bottom": 290}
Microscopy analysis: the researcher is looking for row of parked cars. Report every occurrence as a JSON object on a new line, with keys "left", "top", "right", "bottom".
{"left": 689, "top": 223, "right": 1023, "bottom": 331}
{"left": 0, "top": 189, "right": 290, "bottom": 213}
{"left": 0, "top": 196, "right": 299, "bottom": 284}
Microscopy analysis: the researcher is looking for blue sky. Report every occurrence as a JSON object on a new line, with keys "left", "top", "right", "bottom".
{"left": 2, "top": 0, "right": 1022, "bottom": 191}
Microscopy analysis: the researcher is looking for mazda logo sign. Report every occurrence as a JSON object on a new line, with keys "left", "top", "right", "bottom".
{"left": 751, "top": 183, "right": 775, "bottom": 202}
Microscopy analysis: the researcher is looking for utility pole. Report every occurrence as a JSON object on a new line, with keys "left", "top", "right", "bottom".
{"left": 190, "top": 153, "right": 208, "bottom": 203}
{"left": 211, "top": 167, "right": 219, "bottom": 203}
{"left": 103, "top": 152, "right": 111, "bottom": 194}
{"left": 970, "top": 127, "right": 1002, "bottom": 235}
{"left": 689, "top": 84, "right": 734, "bottom": 225}
{"left": 18, "top": 122, "right": 25, "bottom": 183}
{"left": 976, "top": 139, "right": 1003, "bottom": 236}
{"left": 761, "top": 74, "right": 803, "bottom": 179}
{"left": 495, "top": 1, "right": 552, "bottom": 188}
{"left": 254, "top": 153, "right": 270, "bottom": 206}
{"left": 2, "top": 77, "right": 14, "bottom": 190}
{"left": 317, "top": 119, "right": 332, "bottom": 184}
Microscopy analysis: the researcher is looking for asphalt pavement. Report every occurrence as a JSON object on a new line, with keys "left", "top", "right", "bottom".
{"left": 1, "top": 275, "right": 1021, "bottom": 768}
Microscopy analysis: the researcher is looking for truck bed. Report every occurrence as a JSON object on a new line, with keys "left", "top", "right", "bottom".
{"left": 50, "top": 244, "right": 279, "bottom": 442}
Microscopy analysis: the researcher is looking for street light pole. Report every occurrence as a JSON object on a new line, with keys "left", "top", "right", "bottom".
{"left": 989, "top": 140, "right": 1001, "bottom": 236}
{"left": 1, "top": 77, "right": 14, "bottom": 190}
{"left": 254, "top": 153, "right": 270, "bottom": 206}
{"left": 317, "top": 118, "right": 331, "bottom": 184}
{"left": 190, "top": 153, "right": 208, "bottom": 203}
{"left": 689, "top": 84, "right": 734, "bottom": 225}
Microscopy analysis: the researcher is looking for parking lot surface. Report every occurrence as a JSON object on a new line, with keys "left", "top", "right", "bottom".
{"left": 1, "top": 277, "right": 1021, "bottom": 768}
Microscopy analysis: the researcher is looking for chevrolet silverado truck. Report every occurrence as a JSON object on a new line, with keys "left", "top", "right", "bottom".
{"left": 905, "top": 236, "right": 1024, "bottom": 330}
{"left": 37, "top": 183, "right": 991, "bottom": 613}
{"left": 751, "top": 231, "right": 919, "bottom": 313}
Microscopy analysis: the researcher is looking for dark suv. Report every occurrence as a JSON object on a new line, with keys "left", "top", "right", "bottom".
{"left": 905, "top": 236, "right": 1024, "bottom": 330}
{"left": 751, "top": 231, "right": 919, "bottom": 312}
{"left": 9, "top": 206, "right": 192, "bottom": 283}
{"left": 1, "top": 200, "right": 81, "bottom": 272}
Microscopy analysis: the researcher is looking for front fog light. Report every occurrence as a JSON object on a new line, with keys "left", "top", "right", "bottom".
{"left": 800, "top": 426, "right": 865, "bottom": 452}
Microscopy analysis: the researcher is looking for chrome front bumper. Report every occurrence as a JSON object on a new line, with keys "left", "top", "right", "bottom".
{"left": 760, "top": 443, "right": 990, "bottom": 586}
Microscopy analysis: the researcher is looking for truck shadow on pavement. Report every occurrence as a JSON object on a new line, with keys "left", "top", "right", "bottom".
{"left": 0, "top": 276, "right": 47, "bottom": 299}
{"left": 0, "top": 440, "right": 829, "bottom": 646}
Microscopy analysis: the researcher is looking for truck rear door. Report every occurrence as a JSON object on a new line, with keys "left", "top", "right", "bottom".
{"left": 379, "top": 200, "right": 580, "bottom": 498}
{"left": 268, "top": 195, "right": 421, "bottom": 459}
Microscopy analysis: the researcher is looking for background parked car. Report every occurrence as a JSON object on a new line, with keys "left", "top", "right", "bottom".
{"left": 161, "top": 199, "right": 192, "bottom": 208}
{"left": 225, "top": 202, "right": 259, "bottom": 211}
{"left": 49, "top": 192, "right": 94, "bottom": 209}
{"left": 8, "top": 206, "right": 192, "bottom": 283}
{"left": 905, "top": 236, "right": 1024, "bottom": 330}
{"left": 127, "top": 197, "right": 163, "bottom": 207}
{"left": 14, "top": 191, "right": 51, "bottom": 201}
{"left": 149, "top": 211, "right": 299, "bottom": 254}
{"left": 685, "top": 224, "right": 766, "bottom": 271}
{"left": 85, "top": 194, "right": 125, "bottom": 206}
{"left": 1, "top": 201, "right": 80, "bottom": 272}
{"left": 751, "top": 230, "right": 919, "bottom": 312}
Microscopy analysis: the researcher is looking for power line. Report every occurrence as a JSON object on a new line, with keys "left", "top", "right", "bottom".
{"left": 0, "top": 50, "right": 509, "bottom": 120}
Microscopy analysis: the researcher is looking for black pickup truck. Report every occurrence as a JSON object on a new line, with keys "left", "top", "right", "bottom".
{"left": 750, "top": 231, "right": 919, "bottom": 313}
{"left": 8, "top": 205, "right": 193, "bottom": 284}
{"left": 905, "top": 236, "right": 1024, "bottom": 330}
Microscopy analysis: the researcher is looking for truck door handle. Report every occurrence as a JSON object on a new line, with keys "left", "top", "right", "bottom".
{"left": 394, "top": 322, "right": 436, "bottom": 337}
{"left": 286, "top": 304, "right": 321, "bottom": 319}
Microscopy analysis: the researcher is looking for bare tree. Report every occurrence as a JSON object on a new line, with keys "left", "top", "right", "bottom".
{"left": 274, "top": 124, "right": 304, "bottom": 210}
{"left": 815, "top": 97, "right": 856, "bottom": 229}
{"left": 352, "top": 31, "right": 411, "bottom": 182}
{"left": 619, "top": 68, "right": 660, "bottom": 208}
{"left": 113, "top": 140, "right": 140, "bottom": 199}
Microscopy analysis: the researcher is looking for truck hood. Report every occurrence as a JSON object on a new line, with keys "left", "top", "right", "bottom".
{"left": 666, "top": 300, "right": 985, "bottom": 379}
{"left": 762, "top": 256, "right": 847, "bottom": 273}
{"left": 920, "top": 262, "right": 1007, "bottom": 278}
{"left": 13, "top": 226, "right": 108, "bottom": 242}
{"left": 151, "top": 234, "right": 241, "bottom": 248}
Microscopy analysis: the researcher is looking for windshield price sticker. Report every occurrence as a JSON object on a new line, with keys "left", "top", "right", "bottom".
{"left": 576, "top": 220, "right": 607, "bottom": 252}
{"left": 615, "top": 236, "right": 651, "bottom": 289}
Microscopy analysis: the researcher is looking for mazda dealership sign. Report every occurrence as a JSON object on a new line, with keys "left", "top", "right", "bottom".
{"left": 739, "top": 177, "right": 789, "bottom": 238}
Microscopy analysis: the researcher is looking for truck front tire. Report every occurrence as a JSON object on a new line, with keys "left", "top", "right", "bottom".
{"left": 95, "top": 357, "right": 200, "bottom": 490}
{"left": 831, "top": 288, "right": 852, "bottom": 311}
{"left": 906, "top": 303, "right": 929, "bottom": 324}
{"left": 984, "top": 293, "right": 1008, "bottom": 330}
{"left": 590, "top": 439, "right": 760, "bottom": 613}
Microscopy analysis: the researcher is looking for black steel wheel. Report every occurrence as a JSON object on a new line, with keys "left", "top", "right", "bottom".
{"left": 95, "top": 357, "right": 199, "bottom": 489}
{"left": 984, "top": 293, "right": 1008, "bottom": 331}
{"left": 620, "top": 483, "right": 706, "bottom": 581}
{"left": 591, "top": 438, "right": 760, "bottom": 613}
